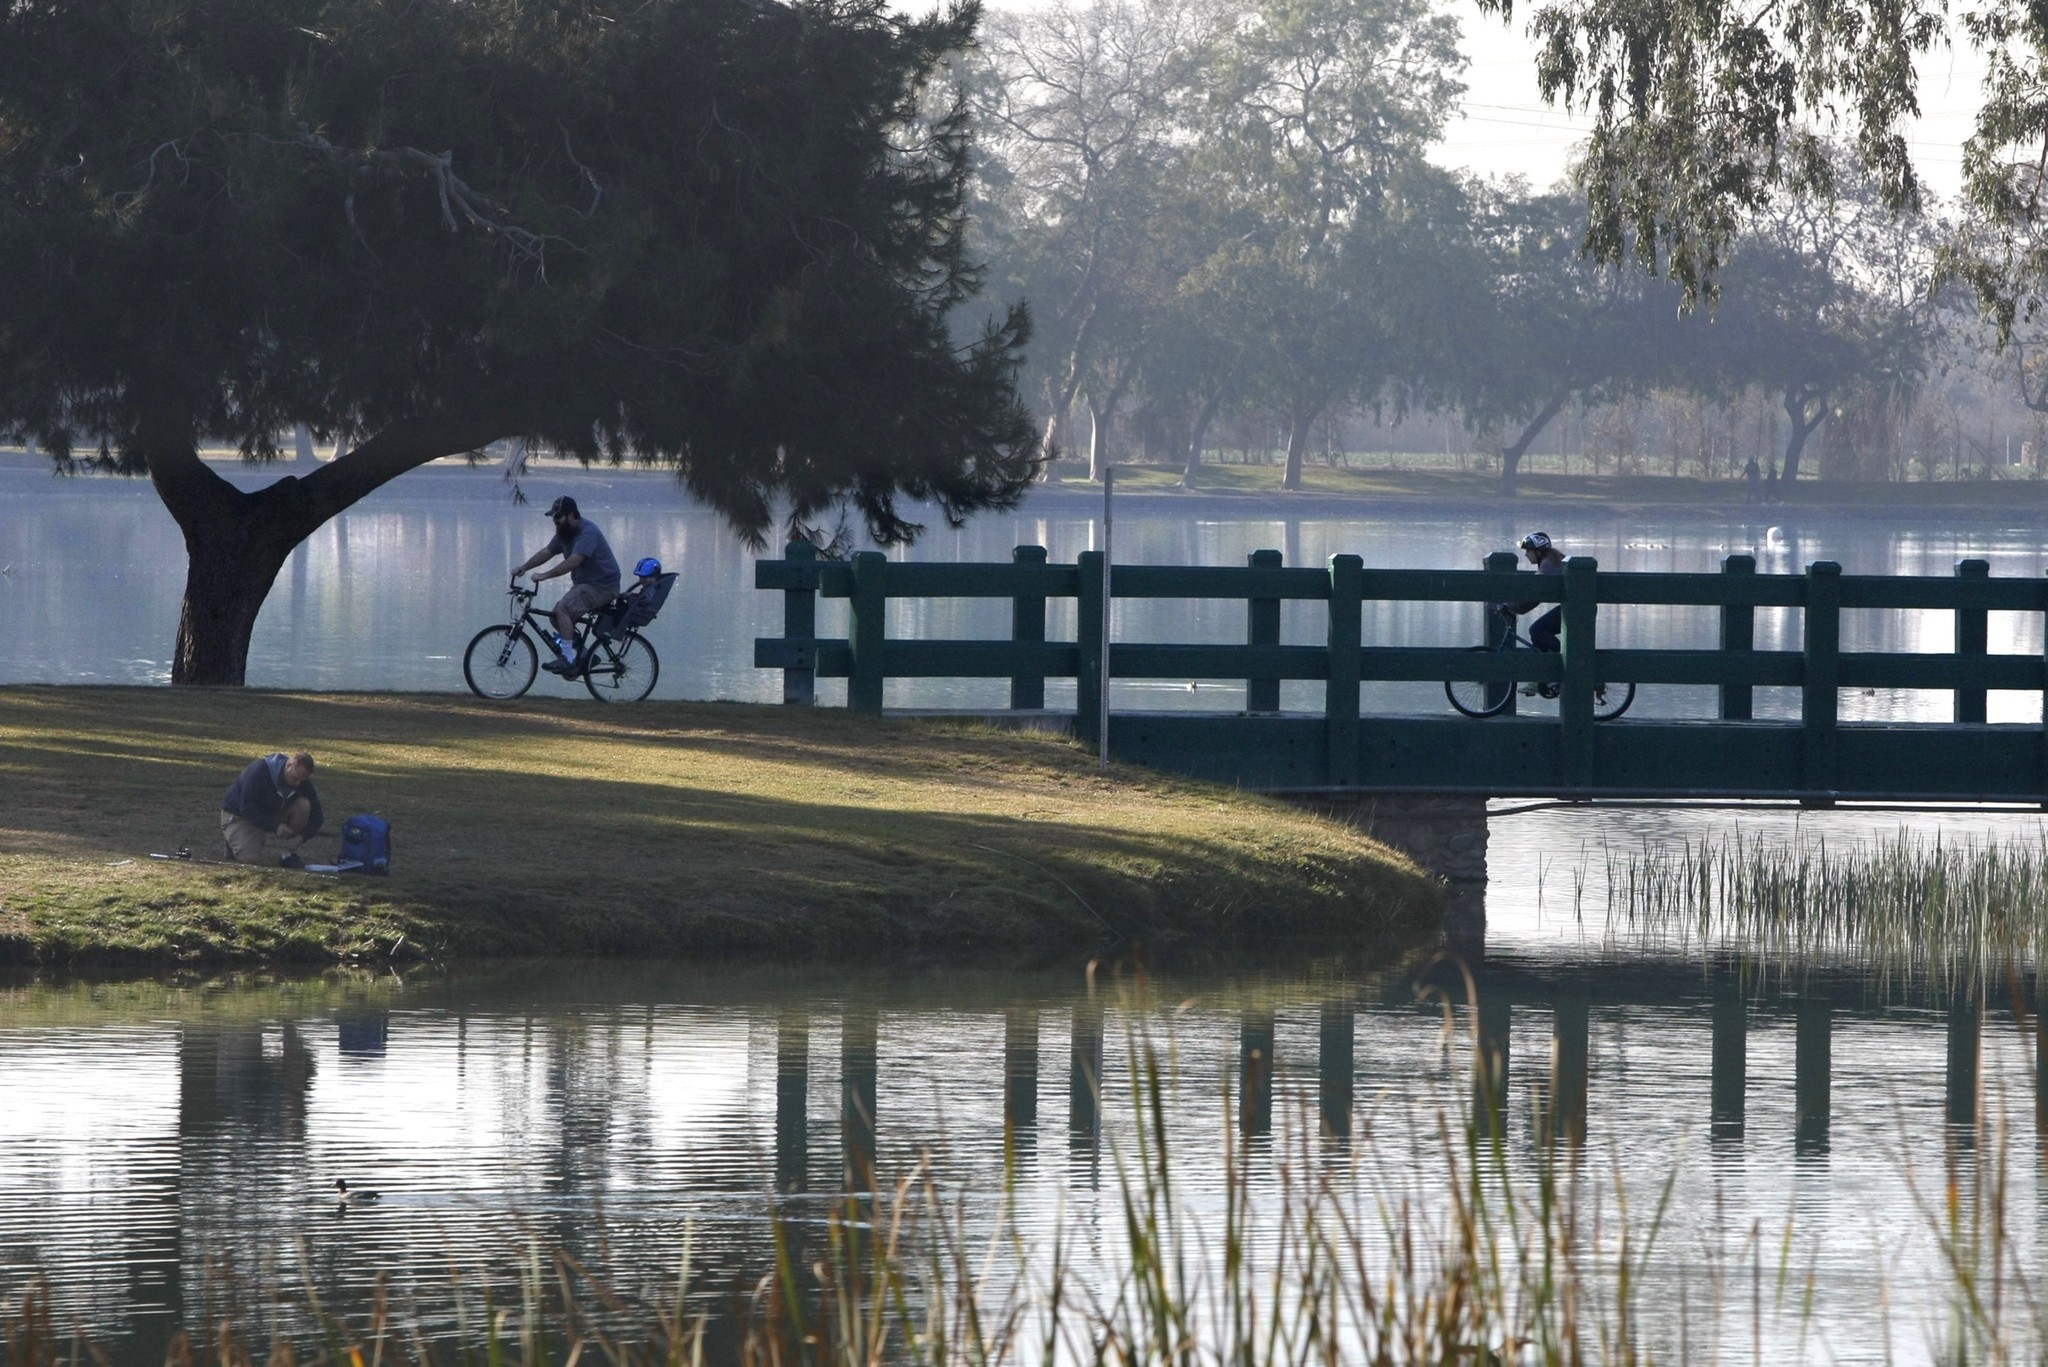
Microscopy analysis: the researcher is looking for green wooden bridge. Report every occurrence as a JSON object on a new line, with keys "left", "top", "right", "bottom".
{"left": 755, "top": 542, "right": 2048, "bottom": 803}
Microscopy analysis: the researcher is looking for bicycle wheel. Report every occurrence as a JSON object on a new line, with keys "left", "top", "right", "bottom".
{"left": 1593, "top": 679, "right": 1636, "bottom": 721}
{"left": 464, "top": 626, "right": 537, "bottom": 699}
{"left": 1446, "top": 645, "right": 1515, "bottom": 719}
{"left": 584, "top": 632, "right": 658, "bottom": 703}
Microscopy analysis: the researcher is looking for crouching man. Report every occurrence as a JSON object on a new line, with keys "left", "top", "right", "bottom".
{"left": 221, "top": 751, "right": 325, "bottom": 868}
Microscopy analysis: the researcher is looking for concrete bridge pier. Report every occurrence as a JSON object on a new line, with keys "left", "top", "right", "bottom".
{"left": 1298, "top": 794, "right": 1489, "bottom": 951}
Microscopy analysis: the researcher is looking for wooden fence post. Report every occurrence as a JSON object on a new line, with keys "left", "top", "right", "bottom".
{"left": 848, "top": 550, "right": 888, "bottom": 716}
{"left": 1485, "top": 550, "right": 1521, "bottom": 717}
{"left": 1011, "top": 545, "right": 1048, "bottom": 710}
{"left": 1956, "top": 559, "right": 1989, "bottom": 724}
{"left": 1802, "top": 561, "right": 1842, "bottom": 797}
{"left": 1326, "top": 555, "right": 1363, "bottom": 786}
{"left": 1077, "top": 550, "right": 1104, "bottom": 746}
{"left": 1720, "top": 554, "right": 1755, "bottom": 720}
{"left": 1560, "top": 557, "right": 1598, "bottom": 788}
{"left": 780, "top": 540, "right": 818, "bottom": 706}
{"left": 1247, "top": 549, "right": 1282, "bottom": 713}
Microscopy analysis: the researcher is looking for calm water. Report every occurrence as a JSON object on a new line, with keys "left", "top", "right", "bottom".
{"left": 9, "top": 454, "right": 2048, "bottom": 723}
{"left": 2, "top": 941, "right": 2044, "bottom": 1364}
{"left": 8, "top": 456, "right": 2048, "bottom": 1359}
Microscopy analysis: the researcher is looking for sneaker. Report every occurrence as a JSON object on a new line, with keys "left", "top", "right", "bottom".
{"left": 280, "top": 851, "right": 305, "bottom": 870}
{"left": 1538, "top": 683, "right": 1560, "bottom": 700}
{"left": 1518, "top": 683, "right": 1542, "bottom": 697}
{"left": 543, "top": 656, "right": 577, "bottom": 675}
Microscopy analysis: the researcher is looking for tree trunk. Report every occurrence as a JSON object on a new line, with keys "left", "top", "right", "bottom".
{"left": 141, "top": 410, "right": 504, "bottom": 684}
{"left": 1038, "top": 298, "right": 1103, "bottom": 482}
{"left": 1782, "top": 389, "right": 1825, "bottom": 484}
{"left": 1085, "top": 356, "right": 1137, "bottom": 483}
{"left": 1500, "top": 393, "right": 1569, "bottom": 498}
{"left": 1181, "top": 386, "right": 1226, "bottom": 488}
{"left": 1280, "top": 403, "right": 1323, "bottom": 492}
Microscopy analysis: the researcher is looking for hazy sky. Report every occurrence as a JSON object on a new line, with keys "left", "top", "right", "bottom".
{"left": 1439, "top": 0, "right": 1985, "bottom": 203}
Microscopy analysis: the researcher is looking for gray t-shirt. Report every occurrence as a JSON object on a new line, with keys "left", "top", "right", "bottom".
{"left": 548, "top": 520, "right": 621, "bottom": 589}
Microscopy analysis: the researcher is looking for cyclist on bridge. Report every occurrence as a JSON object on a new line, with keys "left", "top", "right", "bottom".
{"left": 513, "top": 495, "right": 622, "bottom": 675}
{"left": 1501, "top": 530, "right": 1565, "bottom": 697}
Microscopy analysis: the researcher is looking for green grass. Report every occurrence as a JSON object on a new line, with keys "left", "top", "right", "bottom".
{"left": 0, "top": 687, "right": 1439, "bottom": 966}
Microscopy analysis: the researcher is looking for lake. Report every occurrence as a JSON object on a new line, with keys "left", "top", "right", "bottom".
{"left": 5, "top": 455, "right": 2048, "bottom": 1360}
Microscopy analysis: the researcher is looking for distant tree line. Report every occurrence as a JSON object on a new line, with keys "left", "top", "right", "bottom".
{"left": 962, "top": 0, "right": 2021, "bottom": 495}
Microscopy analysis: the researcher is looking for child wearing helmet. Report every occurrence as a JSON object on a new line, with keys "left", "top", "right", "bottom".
{"left": 1503, "top": 532, "right": 1566, "bottom": 695}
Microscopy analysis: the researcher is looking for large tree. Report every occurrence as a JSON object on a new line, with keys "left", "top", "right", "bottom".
{"left": 971, "top": 0, "right": 1201, "bottom": 468}
{"left": 0, "top": 0, "right": 1039, "bottom": 684}
{"left": 1457, "top": 187, "right": 1685, "bottom": 495}
{"left": 1194, "top": 0, "right": 1464, "bottom": 489}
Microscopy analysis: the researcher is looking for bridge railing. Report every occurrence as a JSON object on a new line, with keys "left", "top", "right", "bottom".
{"left": 756, "top": 541, "right": 2048, "bottom": 794}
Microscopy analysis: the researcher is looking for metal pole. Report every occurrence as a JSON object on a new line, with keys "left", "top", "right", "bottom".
{"left": 1099, "top": 465, "right": 1114, "bottom": 770}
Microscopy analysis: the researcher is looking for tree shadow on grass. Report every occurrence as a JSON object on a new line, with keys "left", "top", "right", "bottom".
{"left": 0, "top": 690, "right": 1442, "bottom": 963}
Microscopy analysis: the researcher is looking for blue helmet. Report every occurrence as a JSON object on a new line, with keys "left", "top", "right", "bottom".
{"left": 634, "top": 557, "right": 662, "bottom": 578}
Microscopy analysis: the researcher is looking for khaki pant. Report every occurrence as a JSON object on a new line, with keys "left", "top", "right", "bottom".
{"left": 220, "top": 801, "right": 310, "bottom": 863}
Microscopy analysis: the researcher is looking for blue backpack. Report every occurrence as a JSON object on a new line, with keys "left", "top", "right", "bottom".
{"left": 337, "top": 814, "right": 391, "bottom": 875}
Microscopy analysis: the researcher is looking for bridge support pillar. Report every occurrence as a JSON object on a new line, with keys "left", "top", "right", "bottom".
{"left": 1299, "top": 794, "right": 1488, "bottom": 953}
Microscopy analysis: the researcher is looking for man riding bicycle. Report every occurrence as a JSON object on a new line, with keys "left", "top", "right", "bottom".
{"left": 513, "top": 496, "right": 622, "bottom": 675}
{"left": 1501, "top": 531, "right": 1565, "bottom": 697}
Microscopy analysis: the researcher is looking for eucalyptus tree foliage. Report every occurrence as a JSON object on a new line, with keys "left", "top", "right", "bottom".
{"left": 0, "top": 0, "right": 1037, "bottom": 684}
{"left": 1708, "top": 148, "right": 1943, "bottom": 479}
{"left": 1478, "top": 0, "right": 1940, "bottom": 307}
{"left": 1480, "top": 0, "right": 2048, "bottom": 346}
{"left": 1460, "top": 188, "right": 1690, "bottom": 494}
{"left": 1193, "top": 0, "right": 1465, "bottom": 489}
{"left": 971, "top": 0, "right": 1211, "bottom": 466}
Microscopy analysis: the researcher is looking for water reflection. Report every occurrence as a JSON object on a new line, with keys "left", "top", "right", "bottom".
{"left": 1, "top": 948, "right": 2041, "bottom": 1365}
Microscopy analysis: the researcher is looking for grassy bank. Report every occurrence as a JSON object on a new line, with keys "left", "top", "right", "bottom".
{"left": 0, "top": 688, "right": 1438, "bottom": 965}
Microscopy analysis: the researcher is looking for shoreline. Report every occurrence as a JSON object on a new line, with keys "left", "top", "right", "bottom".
{"left": 11, "top": 449, "right": 2048, "bottom": 529}
{"left": 0, "top": 687, "right": 1440, "bottom": 968}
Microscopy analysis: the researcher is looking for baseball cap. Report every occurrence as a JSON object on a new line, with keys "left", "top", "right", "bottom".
{"left": 546, "top": 496, "right": 580, "bottom": 519}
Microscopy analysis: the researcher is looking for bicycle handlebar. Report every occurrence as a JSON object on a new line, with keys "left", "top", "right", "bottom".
{"left": 508, "top": 580, "right": 537, "bottom": 600}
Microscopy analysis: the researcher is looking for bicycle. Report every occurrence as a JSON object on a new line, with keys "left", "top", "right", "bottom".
{"left": 1445, "top": 608, "right": 1634, "bottom": 720}
{"left": 463, "top": 581, "right": 660, "bottom": 703}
